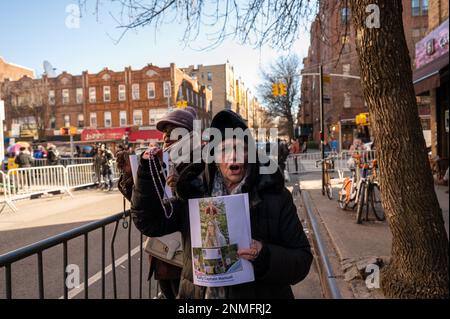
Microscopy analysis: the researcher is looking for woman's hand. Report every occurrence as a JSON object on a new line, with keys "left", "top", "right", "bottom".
{"left": 142, "top": 146, "right": 161, "bottom": 160}
{"left": 238, "top": 239, "right": 263, "bottom": 261}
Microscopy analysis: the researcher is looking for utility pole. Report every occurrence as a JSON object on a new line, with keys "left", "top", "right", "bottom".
{"left": 319, "top": 65, "right": 325, "bottom": 196}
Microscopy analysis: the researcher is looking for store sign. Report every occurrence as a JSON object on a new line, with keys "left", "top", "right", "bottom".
{"left": 81, "top": 128, "right": 130, "bottom": 141}
{"left": 416, "top": 19, "right": 449, "bottom": 69}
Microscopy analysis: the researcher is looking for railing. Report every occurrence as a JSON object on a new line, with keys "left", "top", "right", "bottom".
{"left": 7, "top": 165, "right": 72, "bottom": 202}
{"left": 287, "top": 150, "right": 377, "bottom": 177}
{"left": 1, "top": 161, "right": 119, "bottom": 210}
{"left": 66, "top": 163, "right": 96, "bottom": 189}
{"left": 0, "top": 210, "right": 158, "bottom": 299}
{"left": 0, "top": 171, "right": 17, "bottom": 212}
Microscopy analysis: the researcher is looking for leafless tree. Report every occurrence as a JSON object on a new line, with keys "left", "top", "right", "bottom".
{"left": 81, "top": 0, "right": 449, "bottom": 298}
{"left": 258, "top": 55, "right": 301, "bottom": 141}
{"left": 1, "top": 78, "right": 53, "bottom": 140}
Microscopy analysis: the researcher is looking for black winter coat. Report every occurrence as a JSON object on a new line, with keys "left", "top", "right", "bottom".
{"left": 131, "top": 156, "right": 312, "bottom": 299}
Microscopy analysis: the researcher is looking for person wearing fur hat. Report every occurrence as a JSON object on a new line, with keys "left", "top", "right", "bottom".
{"left": 122, "top": 106, "right": 198, "bottom": 299}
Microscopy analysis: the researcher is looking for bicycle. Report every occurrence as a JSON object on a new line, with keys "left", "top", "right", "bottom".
{"left": 338, "top": 154, "right": 385, "bottom": 223}
{"left": 315, "top": 155, "right": 336, "bottom": 200}
{"left": 355, "top": 160, "right": 385, "bottom": 223}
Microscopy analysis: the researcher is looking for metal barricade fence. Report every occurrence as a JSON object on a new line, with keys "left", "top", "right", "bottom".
{"left": 66, "top": 163, "right": 96, "bottom": 189}
{"left": 1, "top": 171, "right": 17, "bottom": 212}
{"left": 287, "top": 150, "right": 377, "bottom": 177}
{"left": 0, "top": 210, "right": 160, "bottom": 299}
{"left": 7, "top": 165, "right": 72, "bottom": 202}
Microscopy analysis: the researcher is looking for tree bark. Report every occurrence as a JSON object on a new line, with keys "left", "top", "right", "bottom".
{"left": 349, "top": 0, "right": 448, "bottom": 298}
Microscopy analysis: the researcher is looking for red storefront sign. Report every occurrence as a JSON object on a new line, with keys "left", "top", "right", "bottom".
{"left": 81, "top": 128, "right": 130, "bottom": 141}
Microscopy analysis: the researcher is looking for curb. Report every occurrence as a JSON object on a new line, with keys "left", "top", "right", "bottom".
{"left": 301, "top": 190, "right": 342, "bottom": 299}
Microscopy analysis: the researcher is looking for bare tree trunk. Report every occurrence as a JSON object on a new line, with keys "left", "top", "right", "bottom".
{"left": 349, "top": 0, "right": 448, "bottom": 298}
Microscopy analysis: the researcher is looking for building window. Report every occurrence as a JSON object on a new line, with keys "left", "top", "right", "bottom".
{"left": 178, "top": 86, "right": 184, "bottom": 100}
{"left": 421, "top": 0, "right": 428, "bottom": 15}
{"left": 412, "top": 0, "right": 428, "bottom": 16}
{"left": 163, "top": 81, "right": 171, "bottom": 98}
{"left": 76, "top": 88, "right": 83, "bottom": 104}
{"left": 90, "top": 112, "right": 97, "bottom": 127}
{"left": 133, "top": 109, "right": 143, "bottom": 126}
{"left": 343, "top": 64, "right": 351, "bottom": 76}
{"left": 103, "top": 86, "right": 111, "bottom": 102}
{"left": 147, "top": 82, "right": 156, "bottom": 99}
{"left": 104, "top": 111, "right": 112, "bottom": 128}
{"left": 77, "top": 114, "right": 84, "bottom": 128}
{"left": 89, "top": 87, "right": 96, "bottom": 103}
{"left": 149, "top": 108, "right": 167, "bottom": 125}
{"left": 118, "top": 84, "right": 126, "bottom": 101}
{"left": 344, "top": 93, "right": 351, "bottom": 109}
{"left": 50, "top": 116, "right": 56, "bottom": 129}
{"left": 340, "top": 7, "right": 349, "bottom": 24}
{"left": 49, "top": 90, "right": 55, "bottom": 105}
{"left": 62, "top": 89, "right": 70, "bottom": 105}
{"left": 64, "top": 114, "right": 70, "bottom": 127}
{"left": 132, "top": 84, "right": 140, "bottom": 100}
{"left": 207, "top": 72, "right": 212, "bottom": 81}
{"left": 119, "top": 111, "right": 127, "bottom": 127}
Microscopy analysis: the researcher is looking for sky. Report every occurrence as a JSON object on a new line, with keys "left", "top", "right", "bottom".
{"left": 0, "top": 0, "right": 312, "bottom": 96}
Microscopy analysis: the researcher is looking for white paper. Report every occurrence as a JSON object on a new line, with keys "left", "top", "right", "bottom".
{"left": 188, "top": 194, "right": 255, "bottom": 287}
{"left": 162, "top": 151, "right": 173, "bottom": 198}
{"left": 129, "top": 154, "right": 139, "bottom": 184}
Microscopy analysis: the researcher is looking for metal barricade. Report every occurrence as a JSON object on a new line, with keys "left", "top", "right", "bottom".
{"left": 66, "top": 163, "right": 96, "bottom": 189}
{"left": 7, "top": 165, "right": 72, "bottom": 202}
{"left": 0, "top": 171, "right": 17, "bottom": 212}
{"left": 0, "top": 210, "right": 158, "bottom": 299}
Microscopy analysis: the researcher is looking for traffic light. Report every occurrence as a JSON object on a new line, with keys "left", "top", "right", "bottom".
{"left": 279, "top": 83, "right": 287, "bottom": 96}
{"left": 271, "top": 83, "right": 279, "bottom": 96}
{"left": 60, "top": 126, "right": 77, "bottom": 136}
{"left": 176, "top": 100, "right": 188, "bottom": 109}
{"left": 355, "top": 113, "right": 369, "bottom": 126}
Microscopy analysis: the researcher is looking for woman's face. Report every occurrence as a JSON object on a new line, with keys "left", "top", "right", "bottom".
{"left": 217, "top": 138, "right": 247, "bottom": 189}
{"left": 162, "top": 124, "right": 178, "bottom": 149}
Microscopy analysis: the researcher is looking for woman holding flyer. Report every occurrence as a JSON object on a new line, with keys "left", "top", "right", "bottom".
{"left": 132, "top": 109, "right": 312, "bottom": 299}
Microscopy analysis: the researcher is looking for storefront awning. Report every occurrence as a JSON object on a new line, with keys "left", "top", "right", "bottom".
{"left": 413, "top": 52, "right": 449, "bottom": 95}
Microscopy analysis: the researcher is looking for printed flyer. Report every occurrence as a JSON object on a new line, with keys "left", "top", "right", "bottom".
{"left": 188, "top": 194, "right": 255, "bottom": 287}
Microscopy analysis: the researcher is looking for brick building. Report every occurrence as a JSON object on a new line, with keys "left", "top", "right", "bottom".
{"left": 298, "top": 0, "right": 430, "bottom": 149}
{"left": 182, "top": 63, "right": 265, "bottom": 129}
{"left": 1, "top": 63, "right": 212, "bottom": 144}
{"left": 0, "top": 56, "right": 34, "bottom": 82}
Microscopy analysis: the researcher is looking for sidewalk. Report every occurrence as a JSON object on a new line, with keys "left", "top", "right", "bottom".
{"left": 298, "top": 172, "right": 449, "bottom": 297}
